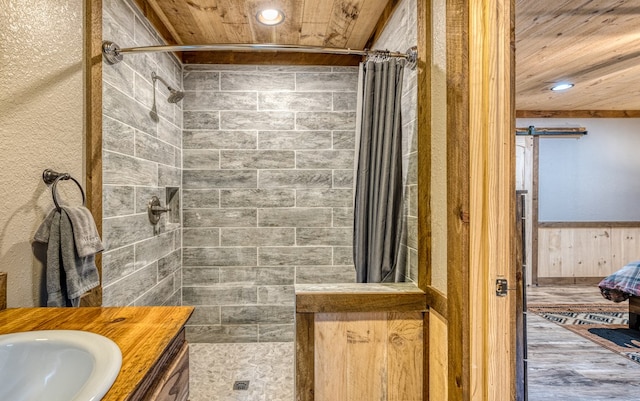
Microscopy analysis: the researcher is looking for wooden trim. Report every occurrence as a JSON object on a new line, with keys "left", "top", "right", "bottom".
{"left": 531, "top": 136, "right": 540, "bottom": 286}
{"left": 423, "top": 311, "right": 430, "bottom": 401}
{"left": 133, "top": 0, "right": 182, "bottom": 45}
{"left": 295, "top": 313, "right": 314, "bottom": 401}
{"left": 295, "top": 291, "right": 426, "bottom": 313}
{"left": 516, "top": 110, "right": 640, "bottom": 119}
{"left": 417, "top": 0, "right": 432, "bottom": 293}
{"left": 82, "top": 0, "right": 103, "bottom": 307}
{"left": 0, "top": 272, "right": 6, "bottom": 310}
{"left": 538, "top": 221, "right": 640, "bottom": 228}
{"left": 182, "top": 52, "right": 362, "bottom": 66}
{"left": 446, "top": 0, "right": 471, "bottom": 398}
{"left": 425, "top": 285, "right": 447, "bottom": 319}
{"left": 536, "top": 277, "right": 603, "bottom": 286}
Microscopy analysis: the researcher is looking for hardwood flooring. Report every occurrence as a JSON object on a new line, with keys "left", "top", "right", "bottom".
{"left": 526, "top": 285, "right": 640, "bottom": 401}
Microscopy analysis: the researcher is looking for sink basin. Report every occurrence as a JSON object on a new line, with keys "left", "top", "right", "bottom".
{"left": 0, "top": 330, "right": 122, "bottom": 401}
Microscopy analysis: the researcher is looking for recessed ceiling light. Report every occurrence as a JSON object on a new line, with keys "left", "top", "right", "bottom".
{"left": 550, "top": 83, "right": 574, "bottom": 91}
{"left": 256, "top": 9, "right": 285, "bottom": 26}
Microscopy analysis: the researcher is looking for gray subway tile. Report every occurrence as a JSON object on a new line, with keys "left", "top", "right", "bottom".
{"left": 332, "top": 208, "right": 354, "bottom": 227}
{"left": 296, "top": 227, "right": 353, "bottom": 246}
{"left": 333, "top": 170, "right": 354, "bottom": 189}
{"left": 258, "top": 92, "right": 332, "bottom": 111}
{"left": 103, "top": 262, "right": 157, "bottom": 306}
{"left": 220, "top": 228, "right": 295, "bottom": 246}
{"left": 183, "top": 267, "right": 220, "bottom": 286}
{"left": 103, "top": 151, "right": 157, "bottom": 186}
{"left": 183, "top": 247, "right": 257, "bottom": 266}
{"left": 159, "top": 249, "right": 181, "bottom": 280}
{"left": 296, "top": 150, "right": 354, "bottom": 169}
{"left": 158, "top": 165, "right": 181, "bottom": 187}
{"left": 258, "top": 247, "right": 332, "bottom": 266}
{"left": 403, "top": 153, "right": 418, "bottom": 186}
{"left": 258, "top": 170, "right": 332, "bottom": 188}
{"left": 220, "top": 150, "right": 295, "bottom": 169}
{"left": 182, "top": 189, "right": 219, "bottom": 208}
{"left": 134, "top": 275, "right": 175, "bottom": 306}
{"left": 258, "top": 208, "right": 332, "bottom": 227}
{"left": 103, "top": 82, "right": 157, "bottom": 136}
{"left": 157, "top": 117, "right": 182, "bottom": 148}
{"left": 296, "top": 188, "right": 353, "bottom": 207}
{"left": 407, "top": 216, "right": 418, "bottom": 249}
{"left": 257, "top": 285, "right": 295, "bottom": 305}
{"left": 102, "top": 245, "right": 135, "bottom": 286}
{"left": 221, "top": 72, "right": 295, "bottom": 91}
{"left": 333, "top": 246, "right": 354, "bottom": 265}
{"left": 183, "top": 130, "right": 257, "bottom": 150}
{"left": 258, "top": 131, "right": 332, "bottom": 150}
{"left": 103, "top": 58, "right": 135, "bottom": 98}
{"left": 183, "top": 228, "right": 220, "bottom": 247}
{"left": 221, "top": 305, "right": 294, "bottom": 324}
{"left": 103, "top": 185, "right": 135, "bottom": 218}
{"left": 258, "top": 324, "right": 294, "bottom": 342}
{"left": 183, "top": 111, "right": 219, "bottom": 130}
{"left": 333, "top": 130, "right": 356, "bottom": 149}
{"left": 220, "top": 189, "right": 295, "bottom": 208}
{"left": 333, "top": 92, "right": 357, "bottom": 111}
{"left": 103, "top": 116, "right": 134, "bottom": 156}
{"left": 183, "top": 170, "right": 257, "bottom": 189}
{"left": 296, "top": 72, "right": 358, "bottom": 91}
{"left": 258, "top": 65, "right": 331, "bottom": 72}
{"left": 408, "top": 184, "right": 417, "bottom": 217}
{"left": 296, "top": 111, "right": 356, "bottom": 130}
{"left": 183, "top": 149, "right": 220, "bottom": 169}
{"left": 183, "top": 209, "right": 256, "bottom": 227}
{"left": 103, "top": 213, "right": 152, "bottom": 251}
{"left": 135, "top": 131, "right": 175, "bottom": 166}
{"left": 183, "top": 285, "right": 257, "bottom": 306}
{"left": 221, "top": 111, "right": 295, "bottom": 130}
{"left": 185, "top": 325, "right": 258, "bottom": 343}
{"left": 185, "top": 64, "right": 258, "bottom": 71}
{"left": 187, "top": 306, "right": 221, "bottom": 325}
{"left": 183, "top": 71, "right": 220, "bottom": 91}
{"left": 220, "top": 266, "right": 295, "bottom": 285}
{"left": 295, "top": 265, "right": 356, "bottom": 284}
{"left": 183, "top": 91, "right": 257, "bottom": 111}
{"left": 134, "top": 187, "right": 165, "bottom": 213}
{"left": 135, "top": 231, "right": 175, "bottom": 267}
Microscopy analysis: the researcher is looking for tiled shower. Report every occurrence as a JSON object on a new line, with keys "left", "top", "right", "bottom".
{"left": 101, "top": 0, "right": 417, "bottom": 346}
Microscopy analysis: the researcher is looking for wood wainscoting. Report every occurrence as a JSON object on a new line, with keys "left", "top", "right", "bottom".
{"left": 295, "top": 283, "right": 426, "bottom": 401}
{"left": 537, "top": 222, "right": 640, "bottom": 284}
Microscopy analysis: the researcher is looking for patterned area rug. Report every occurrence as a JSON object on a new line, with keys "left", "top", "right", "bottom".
{"left": 528, "top": 303, "right": 640, "bottom": 365}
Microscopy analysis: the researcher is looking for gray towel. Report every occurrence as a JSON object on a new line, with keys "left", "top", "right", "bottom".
{"left": 62, "top": 206, "right": 104, "bottom": 257}
{"left": 34, "top": 209, "right": 101, "bottom": 307}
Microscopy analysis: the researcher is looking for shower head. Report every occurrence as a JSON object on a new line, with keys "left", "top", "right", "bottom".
{"left": 151, "top": 71, "right": 184, "bottom": 103}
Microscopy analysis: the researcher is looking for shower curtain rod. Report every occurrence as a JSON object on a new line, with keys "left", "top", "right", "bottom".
{"left": 102, "top": 41, "right": 418, "bottom": 69}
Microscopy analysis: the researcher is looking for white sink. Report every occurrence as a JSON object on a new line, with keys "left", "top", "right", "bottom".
{"left": 0, "top": 330, "right": 122, "bottom": 401}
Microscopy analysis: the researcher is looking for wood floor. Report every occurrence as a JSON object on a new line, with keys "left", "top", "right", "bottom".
{"left": 526, "top": 285, "right": 640, "bottom": 401}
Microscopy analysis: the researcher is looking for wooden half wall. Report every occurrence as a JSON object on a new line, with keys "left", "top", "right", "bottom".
{"left": 295, "top": 284, "right": 426, "bottom": 401}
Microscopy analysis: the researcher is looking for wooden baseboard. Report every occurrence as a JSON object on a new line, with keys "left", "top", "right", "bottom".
{"left": 536, "top": 277, "right": 603, "bottom": 286}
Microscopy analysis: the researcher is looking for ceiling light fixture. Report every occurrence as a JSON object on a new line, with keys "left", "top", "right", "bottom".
{"left": 550, "top": 83, "right": 574, "bottom": 91}
{"left": 256, "top": 8, "right": 285, "bottom": 26}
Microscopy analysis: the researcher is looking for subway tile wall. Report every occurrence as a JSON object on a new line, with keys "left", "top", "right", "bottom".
{"left": 372, "top": 0, "right": 419, "bottom": 283}
{"left": 182, "top": 65, "right": 358, "bottom": 342}
{"left": 101, "top": 0, "right": 183, "bottom": 306}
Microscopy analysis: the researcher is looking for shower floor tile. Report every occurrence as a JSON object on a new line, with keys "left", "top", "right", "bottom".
{"left": 189, "top": 342, "right": 294, "bottom": 401}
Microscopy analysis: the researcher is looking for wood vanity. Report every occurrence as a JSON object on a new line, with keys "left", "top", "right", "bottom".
{"left": 0, "top": 306, "right": 194, "bottom": 401}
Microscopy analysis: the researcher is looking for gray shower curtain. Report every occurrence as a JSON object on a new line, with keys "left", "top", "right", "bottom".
{"left": 353, "top": 57, "right": 405, "bottom": 283}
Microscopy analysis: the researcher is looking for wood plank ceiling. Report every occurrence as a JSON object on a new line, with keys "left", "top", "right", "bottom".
{"left": 131, "top": 0, "right": 640, "bottom": 111}
{"left": 516, "top": 0, "right": 640, "bottom": 111}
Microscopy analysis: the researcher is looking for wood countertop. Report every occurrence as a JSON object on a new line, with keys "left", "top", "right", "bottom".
{"left": 0, "top": 306, "right": 194, "bottom": 401}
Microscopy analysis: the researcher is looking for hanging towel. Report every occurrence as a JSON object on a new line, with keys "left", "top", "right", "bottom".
{"left": 34, "top": 208, "right": 101, "bottom": 307}
{"left": 62, "top": 206, "right": 104, "bottom": 257}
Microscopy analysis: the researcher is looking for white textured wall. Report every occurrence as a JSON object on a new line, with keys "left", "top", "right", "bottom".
{"left": 519, "top": 118, "right": 640, "bottom": 222}
{"left": 0, "top": 1, "right": 84, "bottom": 306}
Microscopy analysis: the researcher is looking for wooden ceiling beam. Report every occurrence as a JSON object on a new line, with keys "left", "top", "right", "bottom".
{"left": 516, "top": 110, "right": 640, "bottom": 118}
{"left": 182, "top": 51, "right": 362, "bottom": 66}
{"left": 132, "top": 0, "right": 182, "bottom": 45}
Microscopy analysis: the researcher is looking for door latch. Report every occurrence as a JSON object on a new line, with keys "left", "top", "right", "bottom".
{"left": 496, "top": 279, "right": 508, "bottom": 297}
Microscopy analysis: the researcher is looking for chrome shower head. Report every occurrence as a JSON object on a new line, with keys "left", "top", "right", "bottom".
{"left": 151, "top": 71, "right": 184, "bottom": 104}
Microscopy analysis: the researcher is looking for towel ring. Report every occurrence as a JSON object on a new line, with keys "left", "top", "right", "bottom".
{"left": 42, "top": 169, "right": 86, "bottom": 212}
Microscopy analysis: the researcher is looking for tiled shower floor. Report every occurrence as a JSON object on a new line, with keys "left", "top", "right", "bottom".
{"left": 189, "top": 343, "right": 294, "bottom": 401}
